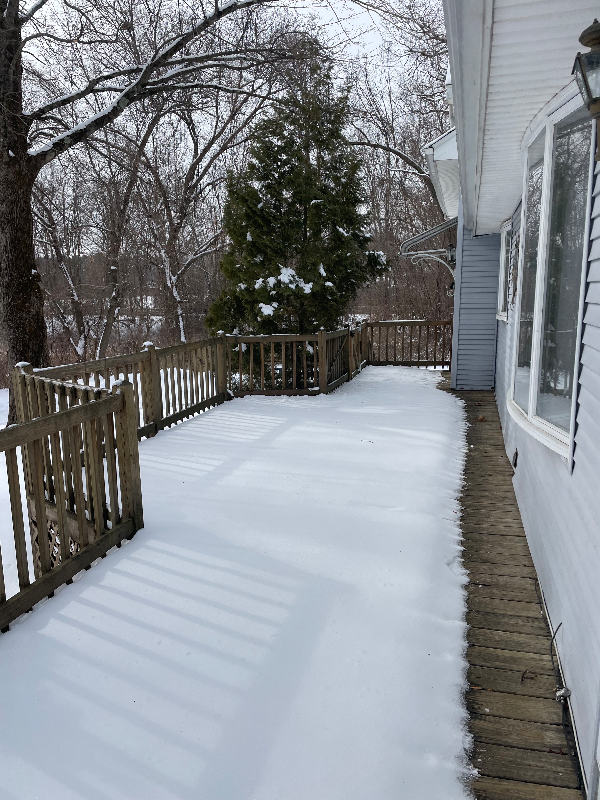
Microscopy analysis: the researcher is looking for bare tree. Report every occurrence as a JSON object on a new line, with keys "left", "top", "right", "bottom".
{"left": 1, "top": 0, "right": 299, "bottom": 416}
{"left": 138, "top": 82, "right": 271, "bottom": 342}
{"left": 33, "top": 163, "right": 90, "bottom": 359}
{"left": 344, "top": 0, "right": 454, "bottom": 322}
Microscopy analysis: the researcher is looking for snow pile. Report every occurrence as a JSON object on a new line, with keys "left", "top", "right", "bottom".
{"left": 277, "top": 265, "right": 313, "bottom": 293}
{"left": 0, "top": 370, "right": 470, "bottom": 799}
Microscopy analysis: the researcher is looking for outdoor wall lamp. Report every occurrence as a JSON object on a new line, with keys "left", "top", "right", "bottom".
{"left": 573, "top": 19, "right": 600, "bottom": 158}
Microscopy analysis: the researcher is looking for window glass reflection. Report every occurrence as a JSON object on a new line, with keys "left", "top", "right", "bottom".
{"left": 536, "top": 111, "right": 592, "bottom": 431}
{"left": 515, "top": 132, "right": 545, "bottom": 413}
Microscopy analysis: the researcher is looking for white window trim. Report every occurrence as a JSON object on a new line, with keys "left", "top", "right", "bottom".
{"left": 508, "top": 92, "right": 595, "bottom": 460}
{"left": 496, "top": 221, "right": 511, "bottom": 321}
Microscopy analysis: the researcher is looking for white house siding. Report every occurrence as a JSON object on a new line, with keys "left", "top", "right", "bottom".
{"left": 493, "top": 165, "right": 600, "bottom": 783}
{"left": 451, "top": 207, "right": 500, "bottom": 389}
{"left": 444, "top": 0, "right": 599, "bottom": 234}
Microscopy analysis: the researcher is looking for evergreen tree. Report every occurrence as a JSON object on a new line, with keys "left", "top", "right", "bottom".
{"left": 206, "top": 64, "right": 387, "bottom": 335}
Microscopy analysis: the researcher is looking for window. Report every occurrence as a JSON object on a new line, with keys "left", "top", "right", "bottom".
{"left": 497, "top": 224, "right": 511, "bottom": 317}
{"left": 514, "top": 131, "right": 545, "bottom": 415}
{"left": 510, "top": 101, "right": 595, "bottom": 450}
{"left": 536, "top": 110, "right": 592, "bottom": 431}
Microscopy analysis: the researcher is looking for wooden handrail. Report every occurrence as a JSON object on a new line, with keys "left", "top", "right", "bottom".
{"left": 34, "top": 350, "right": 150, "bottom": 378}
{"left": 367, "top": 320, "right": 452, "bottom": 367}
{"left": 0, "top": 318, "right": 451, "bottom": 632}
{"left": 0, "top": 372, "right": 144, "bottom": 631}
{"left": 0, "top": 394, "right": 121, "bottom": 450}
{"left": 366, "top": 319, "right": 451, "bottom": 327}
{"left": 20, "top": 320, "right": 451, "bottom": 437}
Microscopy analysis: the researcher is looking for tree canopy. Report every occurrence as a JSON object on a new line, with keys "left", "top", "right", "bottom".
{"left": 206, "top": 64, "right": 387, "bottom": 335}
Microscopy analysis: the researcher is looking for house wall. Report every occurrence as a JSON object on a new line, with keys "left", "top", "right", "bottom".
{"left": 494, "top": 163, "right": 600, "bottom": 785}
{"left": 451, "top": 201, "right": 500, "bottom": 389}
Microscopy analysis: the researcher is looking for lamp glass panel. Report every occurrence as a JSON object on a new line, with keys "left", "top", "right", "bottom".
{"left": 536, "top": 109, "right": 592, "bottom": 431}
{"left": 574, "top": 61, "right": 591, "bottom": 106}
{"left": 514, "top": 131, "right": 545, "bottom": 414}
{"left": 581, "top": 51, "right": 600, "bottom": 101}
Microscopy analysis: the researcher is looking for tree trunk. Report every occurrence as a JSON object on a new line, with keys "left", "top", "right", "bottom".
{"left": 96, "top": 232, "right": 121, "bottom": 359}
{"left": 0, "top": 162, "right": 49, "bottom": 422}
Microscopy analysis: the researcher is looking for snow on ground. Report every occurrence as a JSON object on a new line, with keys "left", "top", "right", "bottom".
{"left": 0, "top": 368, "right": 470, "bottom": 800}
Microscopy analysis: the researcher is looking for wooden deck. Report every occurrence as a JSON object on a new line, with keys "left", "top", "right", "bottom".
{"left": 441, "top": 385, "right": 584, "bottom": 800}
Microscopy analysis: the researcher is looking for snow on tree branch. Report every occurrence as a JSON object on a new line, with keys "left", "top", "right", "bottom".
{"left": 24, "top": 0, "right": 281, "bottom": 167}
{"left": 19, "top": 0, "right": 50, "bottom": 24}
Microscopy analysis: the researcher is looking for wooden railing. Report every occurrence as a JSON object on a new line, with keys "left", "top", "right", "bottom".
{"left": 0, "top": 368, "right": 143, "bottom": 630}
{"left": 225, "top": 326, "right": 369, "bottom": 397}
{"left": 27, "top": 322, "right": 450, "bottom": 438}
{"left": 226, "top": 334, "right": 320, "bottom": 395}
{"left": 366, "top": 320, "right": 452, "bottom": 368}
{"left": 0, "top": 318, "right": 450, "bottom": 631}
{"left": 32, "top": 338, "right": 227, "bottom": 439}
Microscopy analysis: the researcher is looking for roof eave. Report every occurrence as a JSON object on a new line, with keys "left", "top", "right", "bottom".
{"left": 442, "top": 0, "right": 494, "bottom": 233}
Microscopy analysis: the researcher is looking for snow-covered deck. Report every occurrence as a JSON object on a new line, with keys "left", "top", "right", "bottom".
{"left": 0, "top": 368, "right": 469, "bottom": 800}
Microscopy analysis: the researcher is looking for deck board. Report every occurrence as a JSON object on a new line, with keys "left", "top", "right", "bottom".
{"left": 439, "top": 383, "right": 583, "bottom": 799}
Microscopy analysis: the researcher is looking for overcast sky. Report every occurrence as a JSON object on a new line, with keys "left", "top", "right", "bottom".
{"left": 289, "top": 0, "right": 386, "bottom": 59}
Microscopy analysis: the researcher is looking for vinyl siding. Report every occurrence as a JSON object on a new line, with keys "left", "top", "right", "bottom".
{"left": 494, "top": 163, "right": 600, "bottom": 783}
{"left": 451, "top": 220, "right": 500, "bottom": 389}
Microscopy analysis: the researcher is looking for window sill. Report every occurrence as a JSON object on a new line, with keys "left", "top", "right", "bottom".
{"left": 496, "top": 312, "right": 508, "bottom": 322}
{"left": 506, "top": 396, "right": 569, "bottom": 458}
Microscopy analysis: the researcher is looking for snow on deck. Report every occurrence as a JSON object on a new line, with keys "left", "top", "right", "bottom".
{"left": 0, "top": 368, "right": 469, "bottom": 800}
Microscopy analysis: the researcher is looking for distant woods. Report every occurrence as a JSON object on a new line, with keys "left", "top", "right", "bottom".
{"left": 0, "top": 0, "right": 452, "bottom": 386}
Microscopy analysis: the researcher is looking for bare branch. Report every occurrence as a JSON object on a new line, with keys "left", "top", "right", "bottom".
{"left": 19, "top": 0, "right": 50, "bottom": 24}
{"left": 28, "top": 0, "right": 280, "bottom": 167}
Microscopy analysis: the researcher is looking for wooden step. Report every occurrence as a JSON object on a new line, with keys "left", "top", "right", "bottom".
{"left": 468, "top": 646, "right": 554, "bottom": 676}
{"left": 467, "top": 596, "right": 545, "bottom": 619}
{"left": 467, "top": 573, "right": 538, "bottom": 591}
{"left": 472, "top": 742, "right": 578, "bottom": 788}
{"left": 467, "top": 610, "right": 548, "bottom": 637}
{"left": 466, "top": 690, "right": 562, "bottom": 725}
{"left": 468, "top": 627, "right": 551, "bottom": 655}
{"left": 468, "top": 580, "right": 538, "bottom": 603}
{"left": 463, "top": 535, "right": 531, "bottom": 554}
{"left": 472, "top": 776, "right": 582, "bottom": 800}
{"left": 468, "top": 665, "right": 556, "bottom": 698}
{"left": 465, "top": 560, "right": 537, "bottom": 578}
{"left": 471, "top": 715, "right": 568, "bottom": 752}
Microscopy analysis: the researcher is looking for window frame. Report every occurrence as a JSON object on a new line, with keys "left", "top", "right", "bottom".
{"left": 508, "top": 91, "right": 596, "bottom": 459}
{"left": 496, "top": 221, "right": 511, "bottom": 321}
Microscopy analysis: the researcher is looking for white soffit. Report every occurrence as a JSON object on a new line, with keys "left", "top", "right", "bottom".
{"left": 423, "top": 128, "right": 460, "bottom": 219}
{"left": 445, "top": 0, "right": 599, "bottom": 235}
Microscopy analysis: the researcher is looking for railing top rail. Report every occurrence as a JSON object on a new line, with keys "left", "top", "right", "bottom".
{"left": 34, "top": 350, "right": 150, "bottom": 378}
{"left": 228, "top": 333, "right": 320, "bottom": 343}
{"left": 367, "top": 319, "right": 452, "bottom": 327}
{"left": 32, "top": 336, "right": 225, "bottom": 381}
{"left": 325, "top": 327, "right": 350, "bottom": 340}
{"left": 25, "top": 371, "right": 110, "bottom": 394}
{"left": 0, "top": 392, "right": 122, "bottom": 451}
{"left": 157, "top": 338, "right": 221, "bottom": 357}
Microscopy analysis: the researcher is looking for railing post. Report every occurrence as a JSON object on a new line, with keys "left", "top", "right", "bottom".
{"left": 216, "top": 333, "right": 228, "bottom": 397}
{"left": 358, "top": 324, "right": 364, "bottom": 371}
{"left": 12, "top": 363, "right": 45, "bottom": 578}
{"left": 142, "top": 342, "right": 162, "bottom": 435}
{"left": 12, "top": 362, "right": 32, "bottom": 425}
{"left": 318, "top": 330, "right": 327, "bottom": 393}
{"left": 113, "top": 381, "right": 144, "bottom": 532}
{"left": 346, "top": 326, "right": 353, "bottom": 381}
